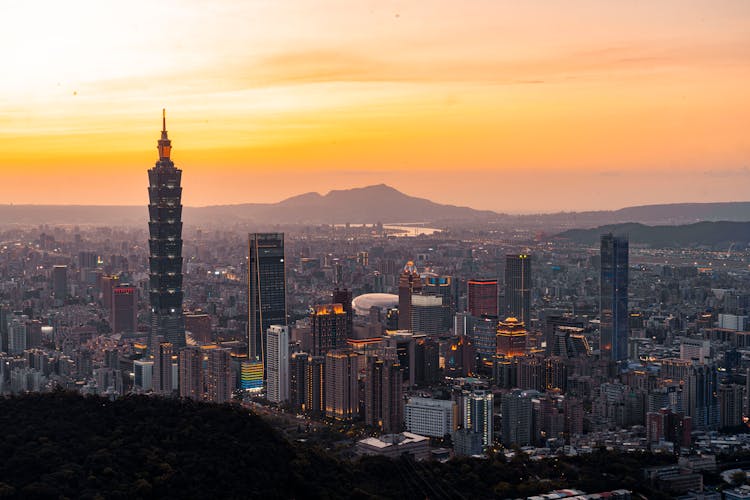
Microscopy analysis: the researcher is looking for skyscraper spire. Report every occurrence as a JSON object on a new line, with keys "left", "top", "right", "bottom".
{"left": 158, "top": 108, "right": 171, "bottom": 160}
{"left": 148, "top": 110, "right": 184, "bottom": 350}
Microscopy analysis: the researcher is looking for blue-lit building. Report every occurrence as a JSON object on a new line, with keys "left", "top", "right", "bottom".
{"left": 600, "top": 233, "right": 628, "bottom": 362}
{"left": 241, "top": 359, "right": 264, "bottom": 391}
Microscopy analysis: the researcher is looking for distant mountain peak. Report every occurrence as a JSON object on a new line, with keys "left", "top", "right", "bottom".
{"left": 324, "top": 184, "right": 402, "bottom": 197}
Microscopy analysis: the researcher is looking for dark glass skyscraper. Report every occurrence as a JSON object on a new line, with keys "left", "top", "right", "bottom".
{"left": 505, "top": 254, "right": 531, "bottom": 326}
{"left": 148, "top": 110, "right": 185, "bottom": 348}
{"left": 600, "top": 233, "right": 628, "bottom": 362}
{"left": 248, "top": 233, "right": 286, "bottom": 364}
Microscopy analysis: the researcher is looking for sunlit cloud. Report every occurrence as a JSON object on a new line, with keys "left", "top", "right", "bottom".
{"left": 0, "top": 0, "right": 748, "bottom": 211}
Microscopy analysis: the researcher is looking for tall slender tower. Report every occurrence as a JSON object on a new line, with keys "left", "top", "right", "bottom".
{"left": 505, "top": 254, "right": 531, "bottom": 327}
{"left": 600, "top": 233, "right": 628, "bottom": 362}
{"left": 248, "top": 233, "right": 286, "bottom": 366}
{"left": 148, "top": 110, "right": 185, "bottom": 349}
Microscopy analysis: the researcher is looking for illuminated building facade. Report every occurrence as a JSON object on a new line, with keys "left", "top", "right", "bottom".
{"left": 465, "top": 390, "right": 494, "bottom": 448}
{"left": 305, "top": 355, "right": 325, "bottom": 416}
{"left": 111, "top": 285, "right": 137, "bottom": 334}
{"left": 445, "top": 335, "right": 474, "bottom": 378}
{"left": 600, "top": 234, "right": 628, "bottom": 362}
{"left": 496, "top": 317, "right": 527, "bottom": 358}
{"left": 148, "top": 110, "right": 185, "bottom": 348}
{"left": 325, "top": 349, "right": 361, "bottom": 420}
{"left": 311, "top": 303, "right": 347, "bottom": 356}
{"left": 472, "top": 315, "right": 500, "bottom": 369}
{"left": 240, "top": 359, "right": 263, "bottom": 391}
{"left": 505, "top": 254, "right": 531, "bottom": 327}
{"left": 467, "top": 279, "right": 498, "bottom": 317}
{"left": 248, "top": 233, "right": 286, "bottom": 365}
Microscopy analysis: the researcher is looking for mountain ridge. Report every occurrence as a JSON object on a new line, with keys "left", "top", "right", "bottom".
{"left": 556, "top": 220, "right": 750, "bottom": 248}
{"left": 0, "top": 184, "right": 748, "bottom": 227}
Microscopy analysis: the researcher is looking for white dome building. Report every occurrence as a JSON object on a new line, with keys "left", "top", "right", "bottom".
{"left": 352, "top": 293, "right": 399, "bottom": 316}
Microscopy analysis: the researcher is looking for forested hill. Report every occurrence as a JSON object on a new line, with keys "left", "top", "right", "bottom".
{"left": 556, "top": 221, "right": 750, "bottom": 248}
{"left": 0, "top": 393, "right": 675, "bottom": 499}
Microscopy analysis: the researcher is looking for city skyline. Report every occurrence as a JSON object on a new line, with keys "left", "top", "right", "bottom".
{"left": 1, "top": 1, "right": 749, "bottom": 212}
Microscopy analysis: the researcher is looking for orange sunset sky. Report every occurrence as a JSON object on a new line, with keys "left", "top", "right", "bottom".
{"left": 1, "top": 0, "right": 748, "bottom": 213}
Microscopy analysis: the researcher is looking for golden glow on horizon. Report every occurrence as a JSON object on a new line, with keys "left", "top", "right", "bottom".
{"left": 1, "top": 1, "right": 749, "bottom": 211}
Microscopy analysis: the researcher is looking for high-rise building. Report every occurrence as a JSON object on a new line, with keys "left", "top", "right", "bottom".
{"left": 686, "top": 363, "right": 720, "bottom": 431}
{"left": 133, "top": 360, "right": 154, "bottom": 391}
{"left": 148, "top": 110, "right": 185, "bottom": 349}
{"left": 382, "top": 331, "right": 416, "bottom": 385}
{"left": 153, "top": 341, "right": 174, "bottom": 395}
{"left": 248, "top": 233, "right": 286, "bottom": 365}
{"left": 410, "top": 294, "right": 445, "bottom": 335}
{"left": 600, "top": 234, "right": 629, "bottom": 362}
{"left": 266, "top": 325, "right": 290, "bottom": 404}
{"left": 311, "top": 304, "right": 347, "bottom": 356}
{"left": 290, "top": 352, "right": 309, "bottom": 410}
{"left": 78, "top": 251, "right": 98, "bottom": 269}
{"left": 398, "top": 261, "right": 422, "bottom": 330}
{"left": 646, "top": 408, "right": 691, "bottom": 450}
{"left": 305, "top": 355, "right": 325, "bottom": 416}
{"left": 501, "top": 390, "right": 532, "bottom": 447}
{"left": 7, "top": 315, "right": 27, "bottom": 355}
{"left": 240, "top": 359, "right": 264, "bottom": 391}
{"left": 100, "top": 275, "right": 119, "bottom": 310}
{"left": 445, "top": 335, "right": 474, "bottom": 378}
{"left": 332, "top": 288, "right": 353, "bottom": 338}
{"left": 111, "top": 285, "right": 137, "bottom": 334}
{"left": 52, "top": 265, "right": 68, "bottom": 300}
{"left": 414, "top": 338, "right": 440, "bottom": 386}
{"left": 206, "top": 348, "right": 233, "bottom": 404}
{"left": 504, "top": 255, "right": 531, "bottom": 327}
{"left": 496, "top": 317, "right": 528, "bottom": 358}
{"left": 465, "top": 390, "right": 494, "bottom": 448}
{"left": 325, "top": 349, "right": 361, "bottom": 420}
{"left": 178, "top": 346, "right": 203, "bottom": 400}
{"left": 404, "top": 397, "right": 457, "bottom": 438}
{"left": 364, "top": 356, "right": 404, "bottom": 433}
{"left": 0, "top": 306, "right": 9, "bottom": 354}
{"left": 424, "top": 275, "right": 456, "bottom": 310}
{"left": 467, "top": 279, "right": 498, "bottom": 317}
{"left": 424, "top": 275, "right": 456, "bottom": 329}
{"left": 719, "top": 383, "right": 744, "bottom": 428}
{"left": 471, "top": 315, "right": 499, "bottom": 370}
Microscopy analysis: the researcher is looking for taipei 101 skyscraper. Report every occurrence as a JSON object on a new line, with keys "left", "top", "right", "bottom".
{"left": 148, "top": 110, "right": 185, "bottom": 348}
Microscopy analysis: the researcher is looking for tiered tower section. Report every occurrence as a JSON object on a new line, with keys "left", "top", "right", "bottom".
{"left": 148, "top": 110, "right": 185, "bottom": 348}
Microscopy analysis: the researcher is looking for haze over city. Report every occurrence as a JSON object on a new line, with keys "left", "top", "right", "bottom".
{"left": 1, "top": 0, "right": 749, "bottom": 212}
